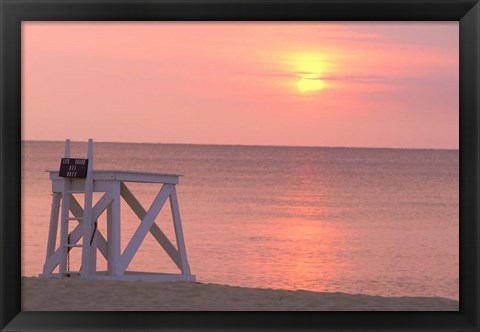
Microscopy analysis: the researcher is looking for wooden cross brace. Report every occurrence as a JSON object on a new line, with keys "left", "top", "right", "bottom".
{"left": 119, "top": 183, "right": 191, "bottom": 275}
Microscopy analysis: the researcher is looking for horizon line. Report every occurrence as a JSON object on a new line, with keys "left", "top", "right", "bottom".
{"left": 22, "top": 139, "right": 459, "bottom": 151}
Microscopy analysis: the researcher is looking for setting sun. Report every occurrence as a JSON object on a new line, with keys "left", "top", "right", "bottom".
{"left": 297, "top": 77, "right": 325, "bottom": 93}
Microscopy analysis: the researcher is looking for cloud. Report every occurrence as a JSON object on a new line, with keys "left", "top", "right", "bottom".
{"left": 253, "top": 70, "right": 455, "bottom": 86}
{"left": 255, "top": 71, "right": 401, "bottom": 84}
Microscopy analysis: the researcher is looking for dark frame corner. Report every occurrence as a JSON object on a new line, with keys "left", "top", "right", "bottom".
{"left": 1, "top": 1, "right": 479, "bottom": 331}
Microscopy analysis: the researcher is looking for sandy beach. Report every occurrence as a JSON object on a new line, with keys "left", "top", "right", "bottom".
{"left": 22, "top": 277, "right": 458, "bottom": 311}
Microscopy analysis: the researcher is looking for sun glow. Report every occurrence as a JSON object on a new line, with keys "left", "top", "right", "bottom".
{"left": 292, "top": 53, "right": 329, "bottom": 93}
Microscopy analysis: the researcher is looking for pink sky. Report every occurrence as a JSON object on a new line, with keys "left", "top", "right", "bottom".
{"left": 22, "top": 22, "right": 458, "bottom": 149}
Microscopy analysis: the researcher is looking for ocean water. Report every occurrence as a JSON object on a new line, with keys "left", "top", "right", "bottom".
{"left": 21, "top": 141, "right": 459, "bottom": 300}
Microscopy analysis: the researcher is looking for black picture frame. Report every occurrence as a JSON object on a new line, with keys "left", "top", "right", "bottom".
{"left": 1, "top": 0, "right": 478, "bottom": 331}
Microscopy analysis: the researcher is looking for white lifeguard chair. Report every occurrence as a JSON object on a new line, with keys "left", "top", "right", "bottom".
{"left": 40, "top": 139, "right": 195, "bottom": 282}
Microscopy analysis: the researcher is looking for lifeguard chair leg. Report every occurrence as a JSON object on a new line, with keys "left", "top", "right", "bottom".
{"left": 169, "top": 187, "right": 191, "bottom": 275}
{"left": 107, "top": 181, "right": 121, "bottom": 276}
{"left": 42, "top": 193, "right": 61, "bottom": 276}
{"left": 80, "top": 139, "right": 95, "bottom": 278}
{"left": 59, "top": 140, "right": 71, "bottom": 276}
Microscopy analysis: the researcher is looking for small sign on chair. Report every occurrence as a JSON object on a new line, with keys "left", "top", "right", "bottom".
{"left": 58, "top": 158, "right": 89, "bottom": 178}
